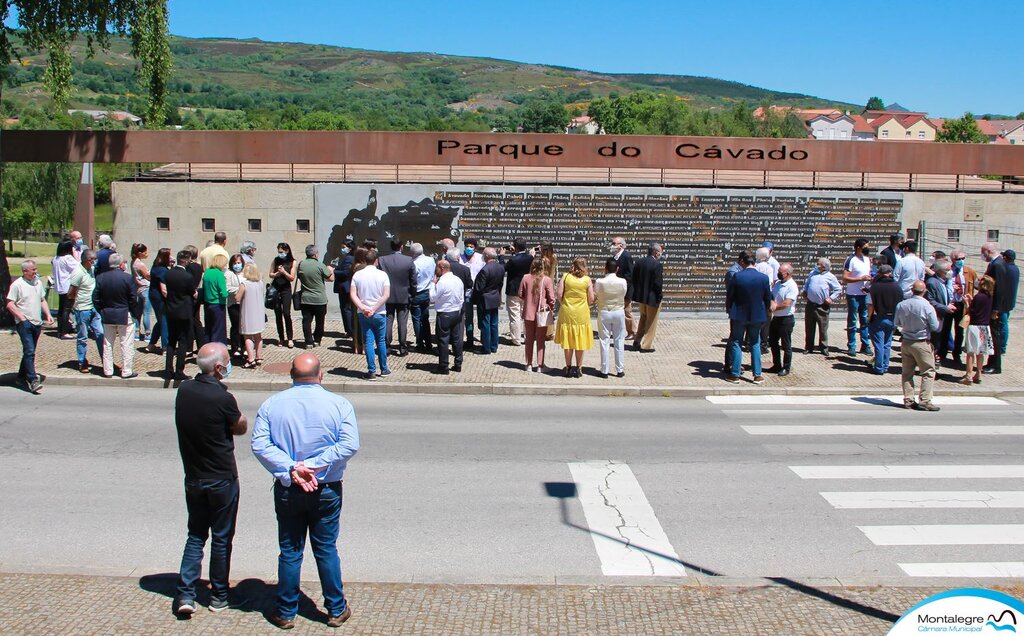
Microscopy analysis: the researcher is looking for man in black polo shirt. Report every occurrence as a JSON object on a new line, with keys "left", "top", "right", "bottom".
{"left": 173, "top": 342, "right": 247, "bottom": 616}
{"left": 867, "top": 264, "right": 904, "bottom": 375}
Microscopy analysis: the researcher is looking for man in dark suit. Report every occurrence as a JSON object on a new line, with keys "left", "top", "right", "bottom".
{"left": 631, "top": 243, "right": 663, "bottom": 352}
{"left": 184, "top": 245, "right": 206, "bottom": 352}
{"left": 984, "top": 245, "right": 1019, "bottom": 375}
{"left": 880, "top": 233, "right": 904, "bottom": 269}
{"left": 332, "top": 240, "right": 356, "bottom": 337}
{"left": 445, "top": 248, "right": 473, "bottom": 358}
{"left": 377, "top": 238, "right": 417, "bottom": 356}
{"left": 94, "top": 253, "right": 138, "bottom": 379}
{"left": 165, "top": 250, "right": 199, "bottom": 381}
{"left": 925, "top": 260, "right": 956, "bottom": 366}
{"left": 610, "top": 237, "right": 636, "bottom": 338}
{"left": 501, "top": 238, "right": 533, "bottom": 346}
{"left": 725, "top": 250, "right": 773, "bottom": 384}
{"left": 473, "top": 247, "right": 506, "bottom": 354}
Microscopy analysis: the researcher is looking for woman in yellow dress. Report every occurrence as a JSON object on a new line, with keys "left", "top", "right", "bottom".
{"left": 555, "top": 256, "right": 595, "bottom": 378}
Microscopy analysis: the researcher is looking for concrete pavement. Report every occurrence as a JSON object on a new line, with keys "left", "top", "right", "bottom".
{"left": 2, "top": 316, "right": 1022, "bottom": 397}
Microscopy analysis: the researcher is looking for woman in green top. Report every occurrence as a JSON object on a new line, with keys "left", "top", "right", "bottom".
{"left": 202, "top": 253, "right": 230, "bottom": 346}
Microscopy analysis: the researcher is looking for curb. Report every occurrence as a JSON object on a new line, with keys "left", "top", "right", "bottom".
{"left": 31, "top": 374, "right": 1024, "bottom": 399}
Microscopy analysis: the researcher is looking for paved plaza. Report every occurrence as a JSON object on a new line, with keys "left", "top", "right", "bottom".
{"left": 2, "top": 316, "right": 1022, "bottom": 396}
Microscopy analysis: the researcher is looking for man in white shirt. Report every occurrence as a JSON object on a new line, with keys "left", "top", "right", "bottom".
{"left": 893, "top": 239, "right": 926, "bottom": 298}
{"left": 430, "top": 260, "right": 466, "bottom": 375}
{"left": 349, "top": 249, "right": 391, "bottom": 379}
{"left": 6, "top": 260, "right": 55, "bottom": 394}
{"left": 410, "top": 243, "right": 436, "bottom": 353}
{"left": 594, "top": 258, "right": 628, "bottom": 378}
{"left": 754, "top": 247, "right": 777, "bottom": 354}
{"left": 768, "top": 263, "right": 799, "bottom": 376}
{"left": 458, "top": 238, "right": 485, "bottom": 348}
{"left": 762, "top": 241, "right": 780, "bottom": 280}
{"left": 842, "top": 238, "right": 874, "bottom": 357}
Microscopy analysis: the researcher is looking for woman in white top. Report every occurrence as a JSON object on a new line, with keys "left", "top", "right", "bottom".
{"left": 594, "top": 257, "right": 629, "bottom": 378}
{"left": 234, "top": 263, "right": 266, "bottom": 368}
{"left": 52, "top": 241, "right": 80, "bottom": 338}
{"left": 131, "top": 243, "right": 151, "bottom": 342}
{"left": 225, "top": 254, "right": 244, "bottom": 357}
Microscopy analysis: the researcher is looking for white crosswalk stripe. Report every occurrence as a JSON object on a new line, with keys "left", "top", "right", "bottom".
{"left": 729, "top": 395, "right": 1023, "bottom": 578}
{"left": 821, "top": 491, "right": 1024, "bottom": 509}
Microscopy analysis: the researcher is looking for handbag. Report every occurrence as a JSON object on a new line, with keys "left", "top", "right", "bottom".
{"left": 958, "top": 297, "right": 970, "bottom": 329}
{"left": 536, "top": 307, "right": 551, "bottom": 327}
{"left": 264, "top": 284, "right": 278, "bottom": 309}
{"left": 291, "top": 275, "right": 303, "bottom": 311}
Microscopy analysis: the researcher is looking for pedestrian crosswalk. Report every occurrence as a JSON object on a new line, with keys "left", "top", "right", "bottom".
{"left": 722, "top": 394, "right": 1024, "bottom": 579}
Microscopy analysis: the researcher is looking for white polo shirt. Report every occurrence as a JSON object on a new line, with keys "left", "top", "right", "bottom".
{"left": 351, "top": 265, "right": 390, "bottom": 315}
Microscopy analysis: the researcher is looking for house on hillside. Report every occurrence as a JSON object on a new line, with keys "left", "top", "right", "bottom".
{"left": 864, "top": 110, "right": 938, "bottom": 141}
{"left": 805, "top": 113, "right": 855, "bottom": 140}
{"left": 566, "top": 115, "right": 602, "bottom": 134}
{"left": 976, "top": 119, "right": 1024, "bottom": 145}
{"left": 67, "top": 109, "right": 144, "bottom": 126}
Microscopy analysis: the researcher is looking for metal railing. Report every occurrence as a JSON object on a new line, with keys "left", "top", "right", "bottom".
{"left": 127, "top": 163, "right": 1024, "bottom": 193}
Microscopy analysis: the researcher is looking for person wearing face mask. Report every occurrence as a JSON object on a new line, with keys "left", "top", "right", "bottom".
{"left": 867, "top": 264, "right": 904, "bottom": 375}
{"left": 68, "top": 230, "right": 85, "bottom": 261}
{"left": 801, "top": 257, "right": 842, "bottom": 357}
{"left": 880, "top": 233, "right": 905, "bottom": 269}
{"left": 842, "top": 238, "right": 874, "bottom": 358}
{"left": 6, "top": 260, "right": 55, "bottom": 394}
{"left": 948, "top": 250, "right": 977, "bottom": 367}
{"left": 925, "top": 259, "right": 957, "bottom": 367}
{"left": 332, "top": 240, "right": 356, "bottom": 338}
{"left": 270, "top": 243, "right": 298, "bottom": 348}
{"left": 893, "top": 240, "right": 926, "bottom": 299}
{"left": 94, "top": 253, "right": 139, "bottom": 379}
{"left": 981, "top": 243, "right": 1019, "bottom": 375}
{"left": 767, "top": 263, "right": 798, "bottom": 377}
{"left": 172, "top": 342, "right": 248, "bottom": 616}
{"left": 894, "top": 280, "right": 941, "bottom": 411}
{"left": 225, "top": 254, "right": 244, "bottom": 357}
{"left": 458, "top": 238, "right": 485, "bottom": 349}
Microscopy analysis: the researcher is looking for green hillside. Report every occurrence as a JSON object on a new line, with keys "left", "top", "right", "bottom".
{"left": 1, "top": 34, "right": 856, "bottom": 131}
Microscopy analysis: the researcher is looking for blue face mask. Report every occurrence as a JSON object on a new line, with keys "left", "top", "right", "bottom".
{"left": 464, "top": 247, "right": 475, "bottom": 257}
{"left": 953, "top": 260, "right": 964, "bottom": 272}
{"left": 221, "top": 361, "right": 233, "bottom": 379}
{"left": 232, "top": 263, "right": 243, "bottom": 273}
{"left": 341, "top": 247, "right": 350, "bottom": 255}
{"left": 278, "top": 251, "right": 287, "bottom": 258}
{"left": 75, "top": 239, "right": 84, "bottom": 248}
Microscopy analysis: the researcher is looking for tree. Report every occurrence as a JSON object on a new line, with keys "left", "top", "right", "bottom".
{"left": 936, "top": 112, "right": 988, "bottom": 144}
{"left": 519, "top": 100, "right": 570, "bottom": 133}
{"left": 865, "top": 97, "right": 884, "bottom": 111}
{"left": 1017, "top": 111, "right": 1024, "bottom": 119}
{"left": 0, "top": 1, "right": 173, "bottom": 318}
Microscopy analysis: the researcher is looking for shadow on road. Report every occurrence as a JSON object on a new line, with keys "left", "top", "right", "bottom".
{"left": 542, "top": 481, "right": 900, "bottom": 624}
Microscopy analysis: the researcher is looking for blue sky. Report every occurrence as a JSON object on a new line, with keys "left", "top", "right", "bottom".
{"left": 105, "top": 1, "right": 1024, "bottom": 117}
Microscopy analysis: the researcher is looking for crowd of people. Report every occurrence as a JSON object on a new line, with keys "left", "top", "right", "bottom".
{"left": 724, "top": 235, "right": 1019, "bottom": 411}
{"left": 4, "top": 227, "right": 1019, "bottom": 398}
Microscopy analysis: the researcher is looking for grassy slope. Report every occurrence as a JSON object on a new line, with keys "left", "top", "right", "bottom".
{"left": 3, "top": 34, "right": 857, "bottom": 115}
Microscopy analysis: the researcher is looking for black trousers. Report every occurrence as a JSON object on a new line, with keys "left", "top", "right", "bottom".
{"left": 166, "top": 317, "right": 192, "bottom": 376}
{"left": 338, "top": 291, "right": 353, "bottom": 337}
{"left": 57, "top": 293, "right": 74, "bottom": 335}
{"left": 769, "top": 314, "right": 795, "bottom": 370}
{"left": 301, "top": 303, "right": 327, "bottom": 346}
{"left": 952, "top": 300, "right": 966, "bottom": 359}
{"left": 931, "top": 312, "right": 954, "bottom": 360}
{"left": 273, "top": 286, "right": 294, "bottom": 342}
{"left": 436, "top": 310, "right": 464, "bottom": 369}
{"left": 191, "top": 298, "right": 206, "bottom": 351}
{"left": 386, "top": 302, "right": 410, "bottom": 349}
{"left": 227, "top": 303, "right": 241, "bottom": 353}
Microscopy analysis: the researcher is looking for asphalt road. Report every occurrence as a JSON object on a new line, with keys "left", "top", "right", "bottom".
{"left": 1, "top": 386, "right": 1022, "bottom": 586}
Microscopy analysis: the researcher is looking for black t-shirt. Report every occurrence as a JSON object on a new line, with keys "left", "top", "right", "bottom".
{"left": 868, "top": 277, "right": 904, "bottom": 317}
{"left": 175, "top": 374, "right": 242, "bottom": 480}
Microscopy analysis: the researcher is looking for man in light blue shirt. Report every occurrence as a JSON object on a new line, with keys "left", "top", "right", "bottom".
{"left": 801, "top": 257, "right": 842, "bottom": 356}
{"left": 893, "top": 239, "right": 926, "bottom": 298}
{"left": 251, "top": 353, "right": 360, "bottom": 629}
{"left": 410, "top": 242, "right": 436, "bottom": 353}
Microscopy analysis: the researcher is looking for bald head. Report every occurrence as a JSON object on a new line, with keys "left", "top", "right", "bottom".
{"left": 982, "top": 242, "right": 999, "bottom": 262}
{"left": 778, "top": 262, "right": 793, "bottom": 278}
{"left": 291, "top": 352, "right": 322, "bottom": 384}
{"left": 435, "top": 259, "right": 451, "bottom": 276}
{"left": 911, "top": 280, "right": 927, "bottom": 296}
{"left": 197, "top": 342, "right": 229, "bottom": 376}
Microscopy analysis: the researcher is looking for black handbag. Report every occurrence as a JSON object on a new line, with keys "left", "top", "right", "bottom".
{"left": 292, "top": 277, "right": 302, "bottom": 311}
{"left": 264, "top": 284, "right": 278, "bottom": 309}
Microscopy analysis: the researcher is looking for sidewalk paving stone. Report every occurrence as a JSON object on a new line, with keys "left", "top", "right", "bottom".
{"left": 3, "top": 317, "right": 1021, "bottom": 397}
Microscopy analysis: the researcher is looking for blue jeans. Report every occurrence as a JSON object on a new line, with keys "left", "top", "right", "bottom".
{"left": 479, "top": 306, "right": 499, "bottom": 353}
{"left": 868, "top": 315, "right": 895, "bottom": 373}
{"left": 134, "top": 293, "right": 152, "bottom": 338}
{"left": 74, "top": 308, "right": 104, "bottom": 364}
{"left": 997, "top": 311, "right": 1010, "bottom": 354}
{"left": 410, "top": 289, "right": 432, "bottom": 348}
{"left": 176, "top": 478, "right": 239, "bottom": 604}
{"left": 846, "top": 295, "right": 871, "bottom": 353}
{"left": 358, "top": 313, "right": 389, "bottom": 374}
{"left": 727, "top": 319, "right": 763, "bottom": 377}
{"left": 16, "top": 321, "right": 42, "bottom": 383}
{"left": 150, "top": 295, "right": 169, "bottom": 348}
{"left": 274, "top": 481, "right": 347, "bottom": 620}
